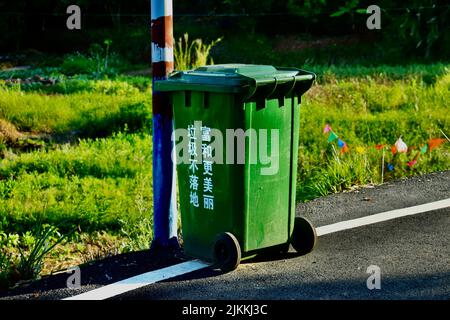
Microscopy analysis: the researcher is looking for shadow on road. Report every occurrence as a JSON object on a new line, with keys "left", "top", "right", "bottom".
{"left": 120, "top": 270, "right": 450, "bottom": 300}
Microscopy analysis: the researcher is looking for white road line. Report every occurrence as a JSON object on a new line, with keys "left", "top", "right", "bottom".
{"left": 63, "top": 198, "right": 450, "bottom": 300}
{"left": 63, "top": 260, "right": 210, "bottom": 300}
{"left": 315, "top": 198, "right": 450, "bottom": 236}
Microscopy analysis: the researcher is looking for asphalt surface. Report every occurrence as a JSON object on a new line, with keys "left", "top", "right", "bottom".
{"left": 298, "top": 170, "right": 450, "bottom": 226}
{"left": 117, "top": 210, "right": 450, "bottom": 300}
{"left": 2, "top": 170, "right": 449, "bottom": 300}
{"left": 116, "top": 171, "right": 450, "bottom": 300}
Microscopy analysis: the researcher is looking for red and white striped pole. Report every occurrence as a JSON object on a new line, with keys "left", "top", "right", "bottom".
{"left": 150, "top": 0, "right": 179, "bottom": 253}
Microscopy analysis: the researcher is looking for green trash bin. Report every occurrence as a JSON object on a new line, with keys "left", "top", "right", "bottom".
{"left": 155, "top": 64, "right": 316, "bottom": 272}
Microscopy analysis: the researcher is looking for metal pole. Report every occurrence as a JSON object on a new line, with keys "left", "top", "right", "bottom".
{"left": 150, "top": 0, "right": 178, "bottom": 253}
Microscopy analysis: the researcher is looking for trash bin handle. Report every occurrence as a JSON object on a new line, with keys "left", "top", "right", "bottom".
{"left": 294, "top": 74, "right": 315, "bottom": 82}
{"left": 266, "top": 77, "right": 278, "bottom": 98}
{"left": 244, "top": 78, "right": 258, "bottom": 100}
{"left": 244, "top": 77, "right": 278, "bottom": 101}
{"left": 243, "top": 73, "right": 314, "bottom": 100}
{"left": 284, "top": 75, "right": 297, "bottom": 97}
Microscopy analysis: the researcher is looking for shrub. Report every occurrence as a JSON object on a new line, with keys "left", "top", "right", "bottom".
{"left": 60, "top": 41, "right": 125, "bottom": 77}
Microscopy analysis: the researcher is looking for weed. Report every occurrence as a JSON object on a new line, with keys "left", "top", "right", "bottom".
{"left": 16, "top": 225, "right": 67, "bottom": 281}
{"left": 192, "top": 37, "right": 222, "bottom": 67}
{"left": 0, "top": 225, "right": 67, "bottom": 289}
{"left": 0, "top": 248, "right": 13, "bottom": 290}
{"left": 174, "top": 33, "right": 222, "bottom": 70}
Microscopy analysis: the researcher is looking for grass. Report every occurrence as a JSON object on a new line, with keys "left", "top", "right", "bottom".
{"left": 0, "top": 63, "right": 449, "bottom": 289}
{"left": 0, "top": 132, "right": 153, "bottom": 234}
{"left": 298, "top": 72, "right": 450, "bottom": 200}
{"left": 0, "top": 133, "right": 154, "bottom": 289}
{"left": 310, "top": 64, "right": 450, "bottom": 84}
{"left": 0, "top": 81, "right": 151, "bottom": 137}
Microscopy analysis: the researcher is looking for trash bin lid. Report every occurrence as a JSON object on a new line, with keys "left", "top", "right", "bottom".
{"left": 155, "top": 64, "right": 315, "bottom": 99}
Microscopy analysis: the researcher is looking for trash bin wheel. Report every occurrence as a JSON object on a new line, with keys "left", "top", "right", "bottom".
{"left": 213, "top": 232, "right": 241, "bottom": 272}
{"left": 291, "top": 217, "right": 317, "bottom": 256}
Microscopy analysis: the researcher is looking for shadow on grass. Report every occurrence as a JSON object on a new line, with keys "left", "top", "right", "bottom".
{"left": 0, "top": 249, "right": 185, "bottom": 300}
{"left": 66, "top": 102, "right": 152, "bottom": 140}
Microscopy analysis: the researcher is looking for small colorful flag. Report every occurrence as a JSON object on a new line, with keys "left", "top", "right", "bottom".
{"left": 328, "top": 131, "right": 338, "bottom": 143}
{"left": 356, "top": 146, "right": 365, "bottom": 154}
{"left": 341, "top": 143, "right": 349, "bottom": 154}
{"left": 323, "top": 124, "right": 332, "bottom": 134}
{"left": 391, "top": 145, "right": 397, "bottom": 155}
{"left": 407, "top": 160, "right": 417, "bottom": 167}
{"left": 387, "top": 163, "right": 394, "bottom": 171}
{"left": 428, "top": 138, "right": 446, "bottom": 151}
{"left": 394, "top": 137, "right": 408, "bottom": 153}
{"left": 337, "top": 139, "right": 345, "bottom": 148}
{"left": 420, "top": 145, "right": 428, "bottom": 154}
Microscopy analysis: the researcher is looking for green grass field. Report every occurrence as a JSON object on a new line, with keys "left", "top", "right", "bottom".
{"left": 0, "top": 64, "right": 449, "bottom": 281}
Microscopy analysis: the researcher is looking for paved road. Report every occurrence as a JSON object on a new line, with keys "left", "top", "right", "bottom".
{"left": 116, "top": 171, "right": 450, "bottom": 300}
{"left": 2, "top": 171, "right": 449, "bottom": 300}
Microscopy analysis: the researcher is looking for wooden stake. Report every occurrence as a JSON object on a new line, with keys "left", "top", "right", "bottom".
{"left": 381, "top": 147, "right": 385, "bottom": 184}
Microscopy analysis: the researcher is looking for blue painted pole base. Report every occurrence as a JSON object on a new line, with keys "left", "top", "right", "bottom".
{"left": 150, "top": 112, "right": 179, "bottom": 253}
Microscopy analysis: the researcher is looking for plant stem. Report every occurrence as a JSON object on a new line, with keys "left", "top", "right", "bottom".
{"left": 440, "top": 129, "right": 450, "bottom": 143}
